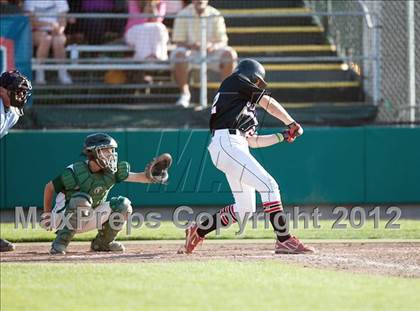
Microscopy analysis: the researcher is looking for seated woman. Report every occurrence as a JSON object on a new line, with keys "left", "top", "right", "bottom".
{"left": 124, "top": 0, "right": 169, "bottom": 61}
{"left": 24, "top": 0, "right": 73, "bottom": 84}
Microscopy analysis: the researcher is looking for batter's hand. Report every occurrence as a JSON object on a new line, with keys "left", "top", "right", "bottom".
{"left": 284, "top": 122, "right": 303, "bottom": 143}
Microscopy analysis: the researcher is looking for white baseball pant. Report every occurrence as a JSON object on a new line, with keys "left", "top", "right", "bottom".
{"left": 51, "top": 193, "right": 112, "bottom": 233}
{"left": 207, "top": 129, "right": 282, "bottom": 222}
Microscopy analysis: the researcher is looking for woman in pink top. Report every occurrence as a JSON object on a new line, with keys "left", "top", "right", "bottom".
{"left": 125, "top": 0, "right": 169, "bottom": 61}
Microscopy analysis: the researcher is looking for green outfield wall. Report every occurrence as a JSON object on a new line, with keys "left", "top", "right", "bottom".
{"left": 0, "top": 127, "right": 419, "bottom": 209}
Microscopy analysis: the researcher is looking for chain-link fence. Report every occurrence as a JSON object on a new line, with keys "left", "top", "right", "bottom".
{"left": 306, "top": 0, "right": 380, "bottom": 106}
{"left": 307, "top": 0, "right": 419, "bottom": 123}
{"left": 366, "top": 0, "right": 420, "bottom": 123}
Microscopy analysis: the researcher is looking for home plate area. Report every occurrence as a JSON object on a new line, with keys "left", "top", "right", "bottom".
{"left": 1, "top": 241, "right": 419, "bottom": 278}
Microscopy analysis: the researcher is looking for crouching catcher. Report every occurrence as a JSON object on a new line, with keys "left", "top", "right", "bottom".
{"left": 42, "top": 133, "right": 172, "bottom": 255}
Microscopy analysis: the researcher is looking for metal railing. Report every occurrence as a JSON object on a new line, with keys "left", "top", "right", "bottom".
{"left": 26, "top": 9, "right": 378, "bottom": 109}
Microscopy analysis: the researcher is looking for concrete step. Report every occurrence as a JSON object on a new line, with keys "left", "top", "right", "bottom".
{"left": 22, "top": 102, "right": 376, "bottom": 129}
{"left": 232, "top": 44, "right": 337, "bottom": 57}
{"left": 221, "top": 7, "right": 315, "bottom": 27}
{"left": 225, "top": 15, "right": 315, "bottom": 27}
{"left": 32, "top": 93, "right": 179, "bottom": 105}
{"left": 33, "top": 83, "right": 178, "bottom": 94}
{"left": 228, "top": 31, "right": 326, "bottom": 45}
{"left": 192, "top": 81, "right": 364, "bottom": 103}
{"left": 227, "top": 26, "right": 323, "bottom": 34}
{"left": 264, "top": 63, "right": 358, "bottom": 82}
{"left": 268, "top": 87, "right": 364, "bottom": 102}
{"left": 212, "top": 0, "right": 305, "bottom": 9}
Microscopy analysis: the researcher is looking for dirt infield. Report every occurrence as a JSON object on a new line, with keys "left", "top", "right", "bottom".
{"left": 1, "top": 241, "right": 419, "bottom": 278}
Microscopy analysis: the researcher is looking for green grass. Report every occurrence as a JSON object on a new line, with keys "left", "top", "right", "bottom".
{"left": 1, "top": 262, "right": 419, "bottom": 311}
{"left": 1, "top": 219, "right": 420, "bottom": 242}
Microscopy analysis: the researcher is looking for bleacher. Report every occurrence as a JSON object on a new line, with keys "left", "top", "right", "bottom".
{"left": 27, "top": 0, "right": 376, "bottom": 129}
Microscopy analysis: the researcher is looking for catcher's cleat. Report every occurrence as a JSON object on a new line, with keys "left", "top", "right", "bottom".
{"left": 91, "top": 240, "right": 125, "bottom": 252}
{"left": 177, "top": 224, "right": 204, "bottom": 254}
{"left": 0, "top": 239, "right": 15, "bottom": 252}
{"left": 275, "top": 236, "right": 315, "bottom": 254}
{"left": 49, "top": 247, "right": 66, "bottom": 255}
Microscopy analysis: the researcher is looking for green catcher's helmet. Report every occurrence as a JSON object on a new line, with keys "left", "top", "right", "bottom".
{"left": 83, "top": 133, "right": 118, "bottom": 173}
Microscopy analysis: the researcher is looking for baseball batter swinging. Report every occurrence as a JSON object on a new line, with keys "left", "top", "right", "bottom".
{"left": 179, "top": 59, "right": 315, "bottom": 254}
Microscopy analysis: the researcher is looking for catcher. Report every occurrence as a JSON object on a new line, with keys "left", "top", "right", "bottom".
{"left": 42, "top": 132, "right": 172, "bottom": 255}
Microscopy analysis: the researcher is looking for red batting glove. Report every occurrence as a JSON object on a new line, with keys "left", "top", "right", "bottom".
{"left": 284, "top": 122, "right": 303, "bottom": 143}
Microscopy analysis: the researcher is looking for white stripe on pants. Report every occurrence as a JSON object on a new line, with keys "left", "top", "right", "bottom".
{"left": 208, "top": 129, "right": 281, "bottom": 220}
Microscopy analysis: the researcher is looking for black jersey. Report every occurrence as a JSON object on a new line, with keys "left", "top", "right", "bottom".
{"left": 209, "top": 73, "right": 265, "bottom": 132}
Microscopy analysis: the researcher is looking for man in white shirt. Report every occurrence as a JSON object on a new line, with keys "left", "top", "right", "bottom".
{"left": 0, "top": 70, "right": 32, "bottom": 252}
{"left": 170, "top": 0, "right": 237, "bottom": 108}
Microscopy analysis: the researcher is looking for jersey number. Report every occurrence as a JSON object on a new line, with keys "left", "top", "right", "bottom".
{"left": 211, "top": 92, "right": 220, "bottom": 114}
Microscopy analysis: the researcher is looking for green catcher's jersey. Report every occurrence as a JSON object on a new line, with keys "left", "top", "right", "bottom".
{"left": 52, "top": 161, "right": 130, "bottom": 208}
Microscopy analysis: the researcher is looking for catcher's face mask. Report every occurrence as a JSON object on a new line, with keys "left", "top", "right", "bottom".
{"left": 95, "top": 147, "right": 118, "bottom": 173}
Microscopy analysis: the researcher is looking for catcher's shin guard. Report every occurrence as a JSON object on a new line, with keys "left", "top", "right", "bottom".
{"left": 50, "top": 194, "right": 87, "bottom": 255}
{"left": 51, "top": 228, "right": 76, "bottom": 255}
{"left": 91, "top": 196, "right": 131, "bottom": 252}
{"left": 177, "top": 224, "right": 204, "bottom": 254}
{"left": 91, "top": 220, "right": 125, "bottom": 252}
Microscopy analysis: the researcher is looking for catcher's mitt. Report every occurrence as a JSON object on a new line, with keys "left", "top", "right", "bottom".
{"left": 145, "top": 153, "right": 173, "bottom": 184}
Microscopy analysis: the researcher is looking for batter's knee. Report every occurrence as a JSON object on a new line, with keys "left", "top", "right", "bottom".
{"left": 258, "top": 176, "right": 281, "bottom": 203}
{"left": 110, "top": 196, "right": 133, "bottom": 215}
{"left": 269, "top": 177, "right": 280, "bottom": 193}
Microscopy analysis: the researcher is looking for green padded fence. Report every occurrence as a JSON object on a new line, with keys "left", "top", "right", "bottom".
{"left": 0, "top": 127, "right": 419, "bottom": 209}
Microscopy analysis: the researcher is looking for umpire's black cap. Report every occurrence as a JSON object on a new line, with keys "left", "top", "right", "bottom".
{"left": 234, "top": 58, "right": 267, "bottom": 88}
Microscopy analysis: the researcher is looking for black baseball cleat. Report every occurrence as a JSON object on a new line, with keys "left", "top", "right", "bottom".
{"left": 0, "top": 239, "right": 16, "bottom": 252}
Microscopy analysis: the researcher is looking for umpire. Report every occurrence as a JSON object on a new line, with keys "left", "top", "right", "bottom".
{"left": 0, "top": 69, "right": 32, "bottom": 251}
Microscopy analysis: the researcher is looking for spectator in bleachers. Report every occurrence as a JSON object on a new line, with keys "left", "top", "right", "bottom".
{"left": 125, "top": 0, "right": 169, "bottom": 61}
{"left": 170, "top": 0, "right": 237, "bottom": 108}
{"left": 79, "top": 0, "right": 125, "bottom": 44}
{"left": 163, "top": 0, "right": 184, "bottom": 29}
{"left": 24, "top": 0, "right": 72, "bottom": 84}
{"left": 0, "top": 0, "right": 22, "bottom": 14}
{"left": 165, "top": 0, "right": 183, "bottom": 15}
